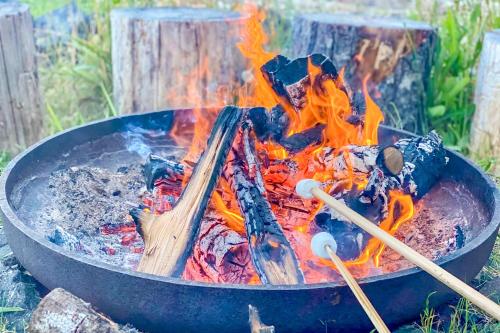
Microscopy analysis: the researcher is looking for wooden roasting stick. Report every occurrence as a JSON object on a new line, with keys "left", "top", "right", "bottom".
{"left": 298, "top": 179, "right": 500, "bottom": 321}
{"left": 137, "top": 106, "right": 244, "bottom": 277}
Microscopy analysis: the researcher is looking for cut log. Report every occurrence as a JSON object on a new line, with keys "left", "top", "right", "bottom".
{"left": 249, "top": 305, "right": 275, "bottom": 333}
{"left": 224, "top": 125, "right": 304, "bottom": 285}
{"left": 111, "top": 7, "right": 248, "bottom": 114}
{"left": 136, "top": 106, "right": 244, "bottom": 277}
{"left": 0, "top": 3, "right": 44, "bottom": 153}
{"left": 290, "top": 14, "right": 436, "bottom": 133}
{"left": 28, "top": 288, "right": 134, "bottom": 333}
{"left": 470, "top": 30, "right": 500, "bottom": 176}
{"left": 315, "top": 131, "right": 447, "bottom": 260}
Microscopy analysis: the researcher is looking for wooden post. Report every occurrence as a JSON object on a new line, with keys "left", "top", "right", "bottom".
{"left": 111, "top": 7, "right": 248, "bottom": 114}
{"left": 470, "top": 30, "right": 500, "bottom": 175}
{"left": 0, "top": 3, "right": 44, "bottom": 153}
{"left": 289, "top": 14, "right": 436, "bottom": 133}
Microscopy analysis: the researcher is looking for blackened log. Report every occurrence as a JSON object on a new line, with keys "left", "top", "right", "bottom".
{"left": 290, "top": 14, "right": 436, "bottom": 133}
{"left": 260, "top": 54, "right": 343, "bottom": 111}
{"left": 143, "top": 154, "right": 184, "bottom": 191}
{"left": 136, "top": 106, "right": 244, "bottom": 277}
{"left": 225, "top": 127, "right": 305, "bottom": 284}
{"left": 315, "top": 131, "right": 447, "bottom": 260}
{"left": 248, "top": 105, "right": 324, "bottom": 154}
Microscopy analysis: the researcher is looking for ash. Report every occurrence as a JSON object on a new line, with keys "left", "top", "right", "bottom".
{"left": 34, "top": 165, "right": 147, "bottom": 269}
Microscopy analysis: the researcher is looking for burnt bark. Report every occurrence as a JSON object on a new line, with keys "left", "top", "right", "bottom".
{"left": 290, "top": 14, "right": 436, "bottom": 133}
{"left": 224, "top": 126, "right": 305, "bottom": 285}
{"left": 136, "top": 106, "right": 244, "bottom": 277}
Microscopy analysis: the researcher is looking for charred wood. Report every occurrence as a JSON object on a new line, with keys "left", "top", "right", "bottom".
{"left": 316, "top": 131, "right": 447, "bottom": 260}
{"left": 136, "top": 106, "right": 244, "bottom": 277}
{"left": 224, "top": 125, "right": 305, "bottom": 285}
{"left": 143, "top": 154, "right": 184, "bottom": 191}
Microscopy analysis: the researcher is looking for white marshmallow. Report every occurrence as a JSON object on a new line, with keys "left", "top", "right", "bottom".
{"left": 311, "top": 232, "right": 337, "bottom": 259}
{"left": 295, "top": 179, "right": 321, "bottom": 199}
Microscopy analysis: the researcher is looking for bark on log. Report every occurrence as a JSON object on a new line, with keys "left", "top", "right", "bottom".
{"left": 224, "top": 126, "right": 304, "bottom": 285}
{"left": 28, "top": 288, "right": 133, "bottom": 333}
{"left": 0, "top": 3, "right": 44, "bottom": 152}
{"left": 137, "top": 106, "right": 244, "bottom": 277}
{"left": 111, "top": 7, "right": 248, "bottom": 114}
{"left": 289, "top": 14, "right": 436, "bottom": 133}
{"left": 470, "top": 30, "right": 500, "bottom": 176}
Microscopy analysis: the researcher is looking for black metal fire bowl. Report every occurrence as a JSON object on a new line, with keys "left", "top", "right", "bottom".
{"left": 1, "top": 109, "right": 499, "bottom": 333}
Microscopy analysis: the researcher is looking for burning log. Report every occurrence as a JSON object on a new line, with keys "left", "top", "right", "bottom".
{"left": 28, "top": 288, "right": 136, "bottom": 333}
{"left": 248, "top": 105, "right": 324, "bottom": 153}
{"left": 111, "top": 7, "right": 248, "bottom": 114}
{"left": 290, "top": 14, "right": 437, "bottom": 133}
{"left": 260, "top": 53, "right": 346, "bottom": 111}
{"left": 183, "top": 215, "right": 255, "bottom": 284}
{"left": 136, "top": 106, "right": 244, "bottom": 277}
{"left": 224, "top": 124, "right": 305, "bottom": 284}
{"left": 143, "top": 154, "right": 184, "bottom": 191}
{"left": 315, "top": 131, "right": 447, "bottom": 260}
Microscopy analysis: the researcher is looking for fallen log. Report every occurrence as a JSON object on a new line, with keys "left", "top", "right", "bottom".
{"left": 136, "top": 106, "right": 244, "bottom": 277}
{"left": 28, "top": 288, "right": 136, "bottom": 333}
{"left": 224, "top": 124, "right": 304, "bottom": 284}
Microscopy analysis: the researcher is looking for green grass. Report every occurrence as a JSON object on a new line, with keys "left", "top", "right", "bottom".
{"left": 412, "top": 0, "right": 500, "bottom": 154}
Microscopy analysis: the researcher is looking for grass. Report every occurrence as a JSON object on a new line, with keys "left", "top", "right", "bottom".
{"left": 412, "top": 0, "right": 500, "bottom": 154}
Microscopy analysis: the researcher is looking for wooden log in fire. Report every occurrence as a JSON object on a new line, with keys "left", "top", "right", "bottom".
{"left": 290, "top": 14, "right": 436, "bottom": 133}
{"left": 0, "top": 3, "right": 44, "bottom": 153}
{"left": 224, "top": 125, "right": 305, "bottom": 284}
{"left": 136, "top": 106, "right": 244, "bottom": 277}
{"left": 111, "top": 7, "right": 248, "bottom": 114}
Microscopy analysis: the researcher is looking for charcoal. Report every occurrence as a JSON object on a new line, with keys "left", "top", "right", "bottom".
{"left": 316, "top": 131, "right": 448, "bottom": 261}
{"left": 143, "top": 154, "right": 184, "bottom": 191}
{"left": 278, "top": 124, "right": 325, "bottom": 154}
{"left": 248, "top": 107, "right": 271, "bottom": 141}
{"left": 48, "top": 226, "right": 92, "bottom": 254}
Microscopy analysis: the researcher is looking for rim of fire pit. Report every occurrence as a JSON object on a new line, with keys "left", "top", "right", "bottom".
{"left": 1, "top": 109, "right": 499, "bottom": 291}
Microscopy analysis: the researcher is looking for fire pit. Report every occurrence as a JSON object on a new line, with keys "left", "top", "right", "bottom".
{"left": 1, "top": 107, "right": 499, "bottom": 332}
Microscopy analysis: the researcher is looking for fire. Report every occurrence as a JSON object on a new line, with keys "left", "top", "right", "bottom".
{"left": 163, "top": 3, "right": 414, "bottom": 282}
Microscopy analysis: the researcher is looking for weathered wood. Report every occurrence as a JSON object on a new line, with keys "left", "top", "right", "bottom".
{"left": 289, "top": 14, "right": 436, "bottom": 133}
{"left": 137, "top": 106, "right": 244, "bottom": 277}
{"left": 111, "top": 7, "right": 248, "bottom": 114}
{"left": 0, "top": 3, "right": 44, "bottom": 152}
{"left": 28, "top": 288, "right": 133, "bottom": 333}
{"left": 224, "top": 125, "right": 304, "bottom": 285}
{"left": 470, "top": 30, "right": 500, "bottom": 176}
{"left": 249, "top": 305, "right": 275, "bottom": 333}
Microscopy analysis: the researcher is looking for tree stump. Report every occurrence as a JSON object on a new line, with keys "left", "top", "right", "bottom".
{"left": 0, "top": 3, "right": 44, "bottom": 152}
{"left": 470, "top": 30, "right": 500, "bottom": 175}
{"left": 111, "top": 7, "right": 248, "bottom": 114}
{"left": 28, "top": 288, "right": 136, "bottom": 333}
{"left": 289, "top": 14, "right": 436, "bottom": 133}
